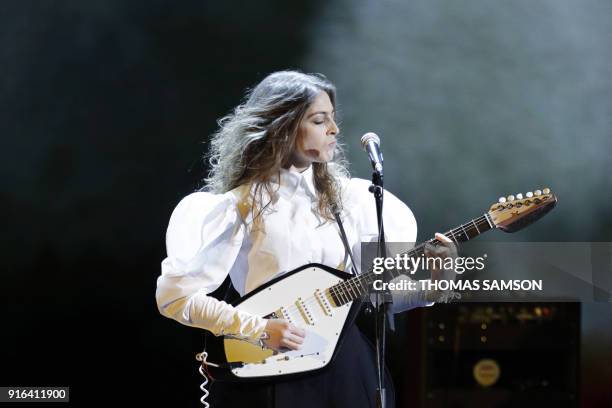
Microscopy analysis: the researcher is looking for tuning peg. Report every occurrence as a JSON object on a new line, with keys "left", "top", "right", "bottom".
{"left": 534, "top": 190, "right": 542, "bottom": 196}
{"left": 507, "top": 195, "right": 515, "bottom": 201}
{"left": 543, "top": 187, "right": 550, "bottom": 194}
{"left": 526, "top": 192, "right": 533, "bottom": 198}
{"left": 516, "top": 193, "right": 523, "bottom": 199}
{"left": 498, "top": 197, "right": 507, "bottom": 203}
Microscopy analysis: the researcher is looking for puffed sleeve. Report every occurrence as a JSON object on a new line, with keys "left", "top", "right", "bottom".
{"left": 342, "top": 178, "right": 433, "bottom": 312}
{"left": 155, "top": 192, "right": 267, "bottom": 340}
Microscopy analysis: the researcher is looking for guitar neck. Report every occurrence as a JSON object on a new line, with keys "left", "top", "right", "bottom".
{"left": 328, "top": 213, "right": 495, "bottom": 306}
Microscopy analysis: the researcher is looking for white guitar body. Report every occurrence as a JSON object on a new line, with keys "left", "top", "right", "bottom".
{"left": 223, "top": 264, "right": 354, "bottom": 379}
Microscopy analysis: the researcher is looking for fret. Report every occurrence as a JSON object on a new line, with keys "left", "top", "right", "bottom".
{"left": 343, "top": 285, "right": 352, "bottom": 304}
{"left": 335, "top": 286, "right": 345, "bottom": 305}
{"left": 478, "top": 215, "right": 492, "bottom": 233}
{"left": 328, "top": 287, "right": 340, "bottom": 306}
{"left": 459, "top": 224, "right": 470, "bottom": 241}
{"left": 468, "top": 223, "right": 478, "bottom": 239}
{"left": 341, "top": 282, "right": 354, "bottom": 302}
{"left": 354, "top": 276, "right": 368, "bottom": 294}
{"left": 472, "top": 219, "right": 481, "bottom": 234}
{"left": 350, "top": 278, "right": 361, "bottom": 297}
{"left": 336, "top": 284, "right": 348, "bottom": 305}
{"left": 461, "top": 224, "right": 476, "bottom": 241}
{"left": 485, "top": 213, "right": 494, "bottom": 229}
{"left": 362, "top": 272, "right": 377, "bottom": 291}
{"left": 363, "top": 270, "right": 379, "bottom": 290}
{"left": 346, "top": 281, "right": 356, "bottom": 301}
{"left": 354, "top": 276, "right": 365, "bottom": 297}
{"left": 352, "top": 276, "right": 364, "bottom": 294}
{"left": 346, "top": 280, "right": 358, "bottom": 300}
{"left": 360, "top": 273, "right": 372, "bottom": 287}
{"left": 468, "top": 223, "right": 476, "bottom": 239}
{"left": 336, "top": 283, "right": 347, "bottom": 302}
{"left": 351, "top": 279, "right": 361, "bottom": 298}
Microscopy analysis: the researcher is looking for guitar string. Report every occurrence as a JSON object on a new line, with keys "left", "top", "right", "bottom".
{"left": 331, "top": 214, "right": 494, "bottom": 306}
{"left": 278, "top": 215, "right": 491, "bottom": 320}
{"left": 281, "top": 215, "right": 491, "bottom": 317}
{"left": 258, "top": 198, "right": 547, "bottom": 322}
{"left": 329, "top": 215, "right": 491, "bottom": 306}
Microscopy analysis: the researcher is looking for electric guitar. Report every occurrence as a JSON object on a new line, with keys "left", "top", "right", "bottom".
{"left": 203, "top": 188, "right": 557, "bottom": 381}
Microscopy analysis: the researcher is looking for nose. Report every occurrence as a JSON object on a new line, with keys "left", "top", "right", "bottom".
{"left": 328, "top": 118, "right": 339, "bottom": 136}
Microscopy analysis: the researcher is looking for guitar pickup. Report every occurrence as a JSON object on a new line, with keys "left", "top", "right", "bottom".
{"left": 276, "top": 306, "right": 294, "bottom": 324}
{"left": 295, "top": 297, "right": 316, "bottom": 325}
{"left": 315, "top": 289, "right": 333, "bottom": 317}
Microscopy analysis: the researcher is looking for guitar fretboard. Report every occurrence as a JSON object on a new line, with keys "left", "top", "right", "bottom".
{"left": 327, "top": 213, "right": 494, "bottom": 306}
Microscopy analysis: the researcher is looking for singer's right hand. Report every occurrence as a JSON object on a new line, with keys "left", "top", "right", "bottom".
{"left": 262, "top": 319, "right": 306, "bottom": 351}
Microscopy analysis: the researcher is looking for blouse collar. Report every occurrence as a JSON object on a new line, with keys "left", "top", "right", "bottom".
{"left": 278, "top": 166, "right": 317, "bottom": 199}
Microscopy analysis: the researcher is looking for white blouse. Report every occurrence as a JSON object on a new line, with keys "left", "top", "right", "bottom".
{"left": 155, "top": 166, "right": 432, "bottom": 340}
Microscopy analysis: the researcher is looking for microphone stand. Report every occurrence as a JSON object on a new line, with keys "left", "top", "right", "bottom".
{"left": 368, "top": 170, "right": 391, "bottom": 408}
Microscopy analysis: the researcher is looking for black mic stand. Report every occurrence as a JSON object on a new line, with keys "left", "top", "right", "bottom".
{"left": 368, "top": 170, "right": 392, "bottom": 408}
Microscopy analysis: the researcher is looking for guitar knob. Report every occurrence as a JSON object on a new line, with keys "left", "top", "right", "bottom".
{"left": 526, "top": 192, "right": 534, "bottom": 198}
{"left": 534, "top": 190, "right": 542, "bottom": 196}
{"left": 543, "top": 187, "right": 550, "bottom": 194}
{"left": 507, "top": 195, "right": 515, "bottom": 201}
{"left": 516, "top": 193, "right": 523, "bottom": 199}
{"left": 498, "top": 197, "right": 507, "bottom": 203}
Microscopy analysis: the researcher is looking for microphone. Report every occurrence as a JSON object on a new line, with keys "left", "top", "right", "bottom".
{"left": 360, "top": 132, "right": 383, "bottom": 175}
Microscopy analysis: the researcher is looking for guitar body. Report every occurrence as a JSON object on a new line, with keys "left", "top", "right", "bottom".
{"left": 206, "top": 263, "right": 360, "bottom": 381}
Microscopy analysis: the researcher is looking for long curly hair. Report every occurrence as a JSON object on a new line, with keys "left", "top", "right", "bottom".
{"left": 203, "top": 70, "right": 349, "bottom": 222}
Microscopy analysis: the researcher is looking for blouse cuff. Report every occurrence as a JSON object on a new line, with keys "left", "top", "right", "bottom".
{"left": 183, "top": 292, "right": 268, "bottom": 341}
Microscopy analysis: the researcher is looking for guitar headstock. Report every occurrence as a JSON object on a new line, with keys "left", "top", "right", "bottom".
{"left": 488, "top": 188, "right": 557, "bottom": 233}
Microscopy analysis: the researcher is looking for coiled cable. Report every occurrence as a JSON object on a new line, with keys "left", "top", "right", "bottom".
{"left": 195, "top": 351, "right": 211, "bottom": 407}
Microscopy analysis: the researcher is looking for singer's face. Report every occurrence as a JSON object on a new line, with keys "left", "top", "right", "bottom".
{"left": 289, "top": 91, "right": 339, "bottom": 170}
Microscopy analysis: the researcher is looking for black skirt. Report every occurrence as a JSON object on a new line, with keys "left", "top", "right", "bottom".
{"left": 208, "top": 323, "right": 396, "bottom": 408}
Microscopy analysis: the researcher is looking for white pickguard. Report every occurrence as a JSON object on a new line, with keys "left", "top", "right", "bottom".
{"left": 224, "top": 266, "right": 352, "bottom": 378}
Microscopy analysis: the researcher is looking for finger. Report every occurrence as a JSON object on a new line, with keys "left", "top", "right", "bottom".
{"left": 434, "top": 232, "right": 453, "bottom": 243}
{"left": 292, "top": 326, "right": 306, "bottom": 338}
{"left": 435, "top": 233, "right": 457, "bottom": 255}
{"left": 281, "top": 339, "right": 302, "bottom": 350}
{"left": 287, "top": 333, "right": 305, "bottom": 345}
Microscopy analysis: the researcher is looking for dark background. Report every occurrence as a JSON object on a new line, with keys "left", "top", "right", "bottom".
{"left": 2, "top": 1, "right": 611, "bottom": 406}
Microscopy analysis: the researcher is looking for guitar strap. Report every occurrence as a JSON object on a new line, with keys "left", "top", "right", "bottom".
{"left": 334, "top": 211, "right": 359, "bottom": 276}
{"left": 334, "top": 211, "right": 395, "bottom": 331}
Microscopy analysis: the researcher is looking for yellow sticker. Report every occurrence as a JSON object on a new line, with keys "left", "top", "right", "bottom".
{"left": 473, "top": 358, "right": 500, "bottom": 387}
